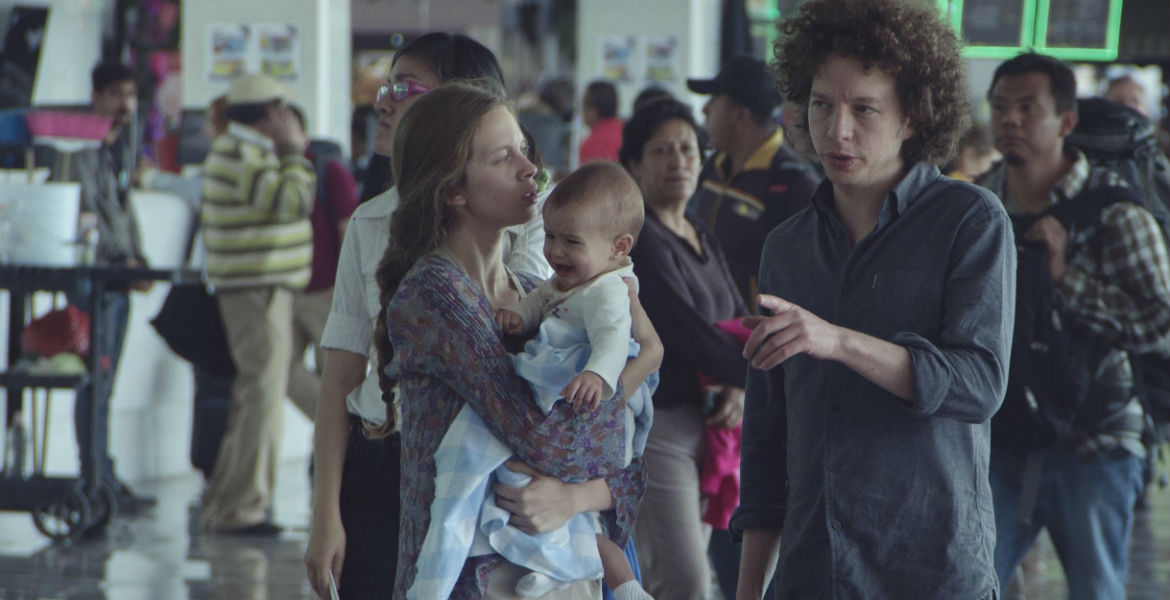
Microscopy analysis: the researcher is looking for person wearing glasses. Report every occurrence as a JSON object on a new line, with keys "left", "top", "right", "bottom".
{"left": 304, "top": 33, "right": 554, "bottom": 599}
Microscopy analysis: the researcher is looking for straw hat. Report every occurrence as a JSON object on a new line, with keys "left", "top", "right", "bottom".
{"left": 227, "top": 74, "right": 290, "bottom": 105}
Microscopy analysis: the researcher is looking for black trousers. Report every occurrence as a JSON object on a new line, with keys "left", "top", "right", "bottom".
{"left": 338, "top": 417, "right": 401, "bottom": 598}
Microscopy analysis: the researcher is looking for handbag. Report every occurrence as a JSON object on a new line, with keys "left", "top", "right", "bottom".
{"left": 150, "top": 284, "right": 236, "bottom": 377}
{"left": 148, "top": 209, "right": 236, "bottom": 377}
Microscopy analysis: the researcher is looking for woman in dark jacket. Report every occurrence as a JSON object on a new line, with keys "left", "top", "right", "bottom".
{"left": 620, "top": 98, "right": 749, "bottom": 599}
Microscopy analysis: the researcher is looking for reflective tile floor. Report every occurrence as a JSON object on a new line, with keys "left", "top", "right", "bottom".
{"left": 0, "top": 460, "right": 316, "bottom": 600}
{"left": 1, "top": 458, "right": 1169, "bottom": 600}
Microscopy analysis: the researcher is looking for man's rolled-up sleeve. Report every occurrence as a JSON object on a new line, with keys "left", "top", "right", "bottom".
{"left": 729, "top": 342, "right": 789, "bottom": 542}
{"left": 895, "top": 201, "right": 1016, "bottom": 424}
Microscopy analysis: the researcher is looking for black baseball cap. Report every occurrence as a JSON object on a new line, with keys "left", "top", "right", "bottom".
{"left": 687, "top": 55, "right": 782, "bottom": 117}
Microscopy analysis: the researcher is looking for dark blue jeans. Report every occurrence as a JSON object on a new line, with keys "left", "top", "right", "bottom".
{"left": 990, "top": 444, "right": 1145, "bottom": 600}
{"left": 72, "top": 289, "right": 130, "bottom": 486}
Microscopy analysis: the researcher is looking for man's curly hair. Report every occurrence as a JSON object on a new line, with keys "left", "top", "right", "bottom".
{"left": 773, "top": 0, "right": 969, "bottom": 166}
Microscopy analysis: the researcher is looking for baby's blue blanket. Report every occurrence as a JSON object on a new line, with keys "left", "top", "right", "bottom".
{"left": 407, "top": 317, "right": 656, "bottom": 599}
{"left": 514, "top": 317, "right": 655, "bottom": 458}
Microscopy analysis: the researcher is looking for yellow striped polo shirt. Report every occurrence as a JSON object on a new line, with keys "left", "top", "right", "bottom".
{"left": 200, "top": 122, "right": 315, "bottom": 289}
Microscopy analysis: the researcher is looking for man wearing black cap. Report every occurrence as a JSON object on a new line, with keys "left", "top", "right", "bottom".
{"left": 688, "top": 55, "right": 818, "bottom": 309}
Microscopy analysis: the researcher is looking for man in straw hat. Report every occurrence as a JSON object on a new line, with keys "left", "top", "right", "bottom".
{"left": 198, "top": 73, "right": 314, "bottom": 535}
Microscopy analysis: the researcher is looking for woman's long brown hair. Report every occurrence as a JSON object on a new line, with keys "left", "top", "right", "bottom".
{"left": 369, "top": 83, "right": 509, "bottom": 437}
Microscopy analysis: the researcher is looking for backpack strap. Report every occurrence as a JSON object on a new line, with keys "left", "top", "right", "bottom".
{"left": 1046, "top": 185, "right": 1140, "bottom": 231}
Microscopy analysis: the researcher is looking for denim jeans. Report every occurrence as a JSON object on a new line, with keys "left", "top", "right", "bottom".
{"left": 989, "top": 443, "right": 1145, "bottom": 600}
{"left": 72, "top": 289, "right": 130, "bottom": 486}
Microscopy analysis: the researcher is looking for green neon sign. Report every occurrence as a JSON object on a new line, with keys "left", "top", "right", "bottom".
{"left": 946, "top": 0, "right": 1121, "bottom": 61}
{"left": 1033, "top": 0, "right": 1123, "bottom": 61}
{"left": 758, "top": 0, "right": 1122, "bottom": 63}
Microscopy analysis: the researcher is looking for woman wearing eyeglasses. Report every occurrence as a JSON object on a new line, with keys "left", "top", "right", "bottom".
{"left": 304, "top": 33, "right": 552, "bottom": 599}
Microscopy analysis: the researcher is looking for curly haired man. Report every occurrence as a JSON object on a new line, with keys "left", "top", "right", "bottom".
{"left": 730, "top": 1, "right": 1015, "bottom": 598}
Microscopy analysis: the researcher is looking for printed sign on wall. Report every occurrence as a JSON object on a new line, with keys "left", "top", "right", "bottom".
{"left": 599, "top": 35, "right": 637, "bottom": 82}
{"left": 643, "top": 35, "right": 680, "bottom": 83}
{"left": 207, "top": 22, "right": 300, "bottom": 82}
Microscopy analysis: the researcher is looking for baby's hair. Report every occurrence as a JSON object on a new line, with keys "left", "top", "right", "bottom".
{"left": 545, "top": 161, "right": 644, "bottom": 243}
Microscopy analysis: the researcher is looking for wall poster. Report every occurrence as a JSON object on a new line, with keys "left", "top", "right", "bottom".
{"left": 643, "top": 35, "right": 680, "bottom": 83}
{"left": 257, "top": 23, "right": 299, "bottom": 80}
{"left": 208, "top": 23, "right": 249, "bottom": 80}
{"left": 207, "top": 22, "right": 300, "bottom": 83}
{"left": 599, "top": 35, "right": 637, "bottom": 82}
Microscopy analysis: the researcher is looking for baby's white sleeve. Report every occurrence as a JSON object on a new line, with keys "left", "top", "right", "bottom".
{"left": 580, "top": 276, "right": 633, "bottom": 399}
{"left": 507, "top": 280, "right": 553, "bottom": 334}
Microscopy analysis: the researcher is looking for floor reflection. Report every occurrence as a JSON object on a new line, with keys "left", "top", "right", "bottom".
{"left": 0, "top": 460, "right": 315, "bottom": 600}
{"left": 1, "top": 458, "right": 1168, "bottom": 599}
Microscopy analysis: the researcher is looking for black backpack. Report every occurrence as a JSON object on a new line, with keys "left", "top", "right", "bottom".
{"left": 1069, "top": 99, "right": 1170, "bottom": 427}
{"left": 1068, "top": 97, "right": 1170, "bottom": 235}
{"left": 994, "top": 185, "right": 1170, "bottom": 451}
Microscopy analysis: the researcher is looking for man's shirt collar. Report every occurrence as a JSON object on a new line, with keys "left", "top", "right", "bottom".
{"left": 714, "top": 128, "right": 785, "bottom": 180}
{"left": 811, "top": 161, "right": 941, "bottom": 228}
{"left": 228, "top": 121, "right": 275, "bottom": 151}
{"left": 981, "top": 147, "right": 1091, "bottom": 213}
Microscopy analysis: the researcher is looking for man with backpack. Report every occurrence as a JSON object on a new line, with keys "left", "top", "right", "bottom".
{"left": 977, "top": 52, "right": 1170, "bottom": 600}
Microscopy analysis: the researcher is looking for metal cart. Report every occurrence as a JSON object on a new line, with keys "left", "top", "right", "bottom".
{"left": 0, "top": 264, "right": 197, "bottom": 542}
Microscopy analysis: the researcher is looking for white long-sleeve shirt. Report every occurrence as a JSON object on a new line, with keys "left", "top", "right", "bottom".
{"left": 508, "top": 261, "right": 635, "bottom": 399}
{"left": 321, "top": 186, "right": 552, "bottom": 423}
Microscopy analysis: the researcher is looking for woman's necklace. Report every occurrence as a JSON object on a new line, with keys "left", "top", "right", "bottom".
{"left": 437, "top": 245, "right": 517, "bottom": 306}
{"left": 464, "top": 260, "right": 514, "bottom": 307}
{"left": 483, "top": 269, "right": 517, "bottom": 307}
